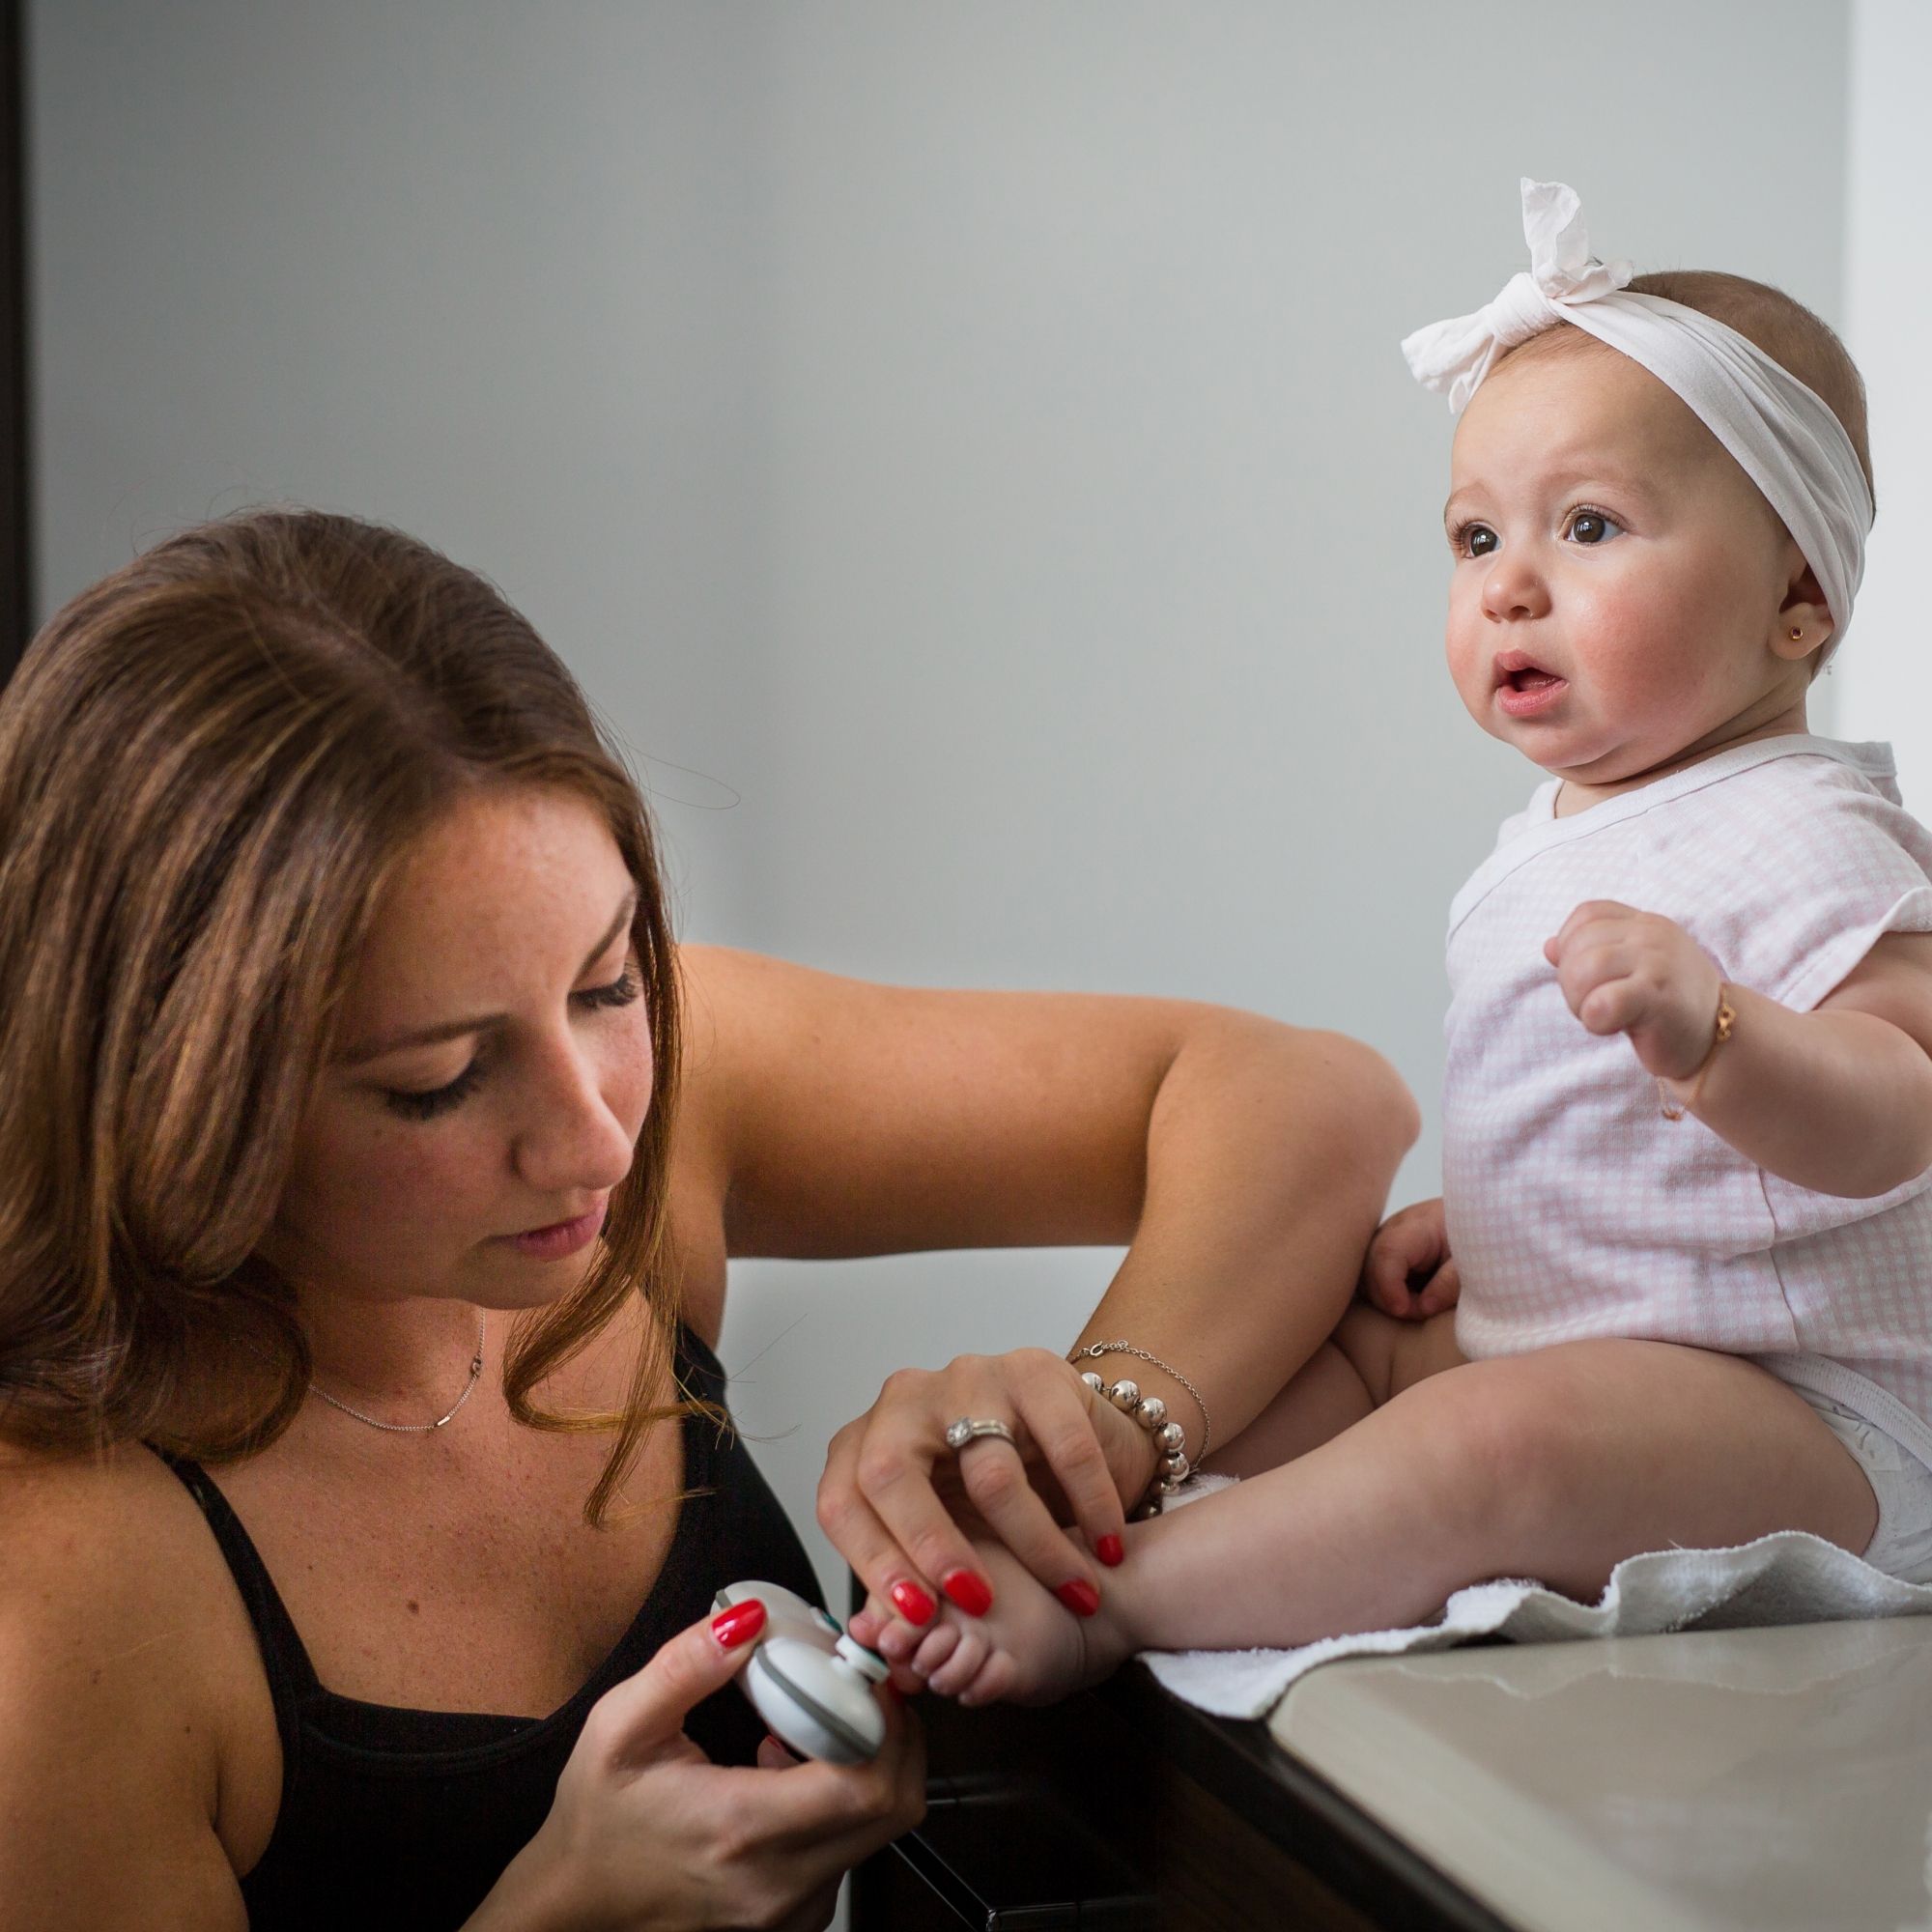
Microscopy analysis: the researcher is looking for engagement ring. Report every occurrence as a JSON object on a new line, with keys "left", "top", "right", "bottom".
{"left": 944, "top": 1417, "right": 1018, "bottom": 1452}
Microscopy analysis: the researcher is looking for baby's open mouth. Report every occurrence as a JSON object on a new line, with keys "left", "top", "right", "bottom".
{"left": 1493, "top": 649, "right": 1558, "bottom": 690}
{"left": 1493, "top": 651, "right": 1567, "bottom": 715}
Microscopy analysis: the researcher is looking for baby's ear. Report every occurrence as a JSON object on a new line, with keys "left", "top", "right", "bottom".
{"left": 1773, "top": 558, "right": 1833, "bottom": 666}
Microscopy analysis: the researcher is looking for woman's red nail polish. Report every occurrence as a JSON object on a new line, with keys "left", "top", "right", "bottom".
{"left": 890, "top": 1579, "right": 937, "bottom": 1626}
{"left": 711, "top": 1599, "right": 767, "bottom": 1649}
{"left": 1054, "top": 1577, "right": 1101, "bottom": 1618}
{"left": 1095, "top": 1533, "right": 1124, "bottom": 1568}
{"left": 941, "top": 1569, "right": 994, "bottom": 1616}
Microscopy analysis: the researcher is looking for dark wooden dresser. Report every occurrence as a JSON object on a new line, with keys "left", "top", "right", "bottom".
{"left": 849, "top": 1661, "right": 1509, "bottom": 1931}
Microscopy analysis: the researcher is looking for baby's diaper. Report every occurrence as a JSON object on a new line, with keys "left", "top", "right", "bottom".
{"left": 1792, "top": 1387, "right": 1932, "bottom": 1586}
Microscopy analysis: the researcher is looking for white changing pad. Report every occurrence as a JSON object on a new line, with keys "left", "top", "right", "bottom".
{"left": 1139, "top": 1510, "right": 1932, "bottom": 1721}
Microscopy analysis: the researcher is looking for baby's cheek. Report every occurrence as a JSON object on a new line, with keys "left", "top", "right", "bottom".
{"left": 1442, "top": 632, "right": 1501, "bottom": 730}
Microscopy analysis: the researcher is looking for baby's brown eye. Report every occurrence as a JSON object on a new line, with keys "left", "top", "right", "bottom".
{"left": 1568, "top": 510, "right": 1624, "bottom": 545}
{"left": 1463, "top": 526, "right": 1497, "bottom": 558}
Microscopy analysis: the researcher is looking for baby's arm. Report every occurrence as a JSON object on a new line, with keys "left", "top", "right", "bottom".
{"left": 1547, "top": 906, "right": 1932, "bottom": 1197}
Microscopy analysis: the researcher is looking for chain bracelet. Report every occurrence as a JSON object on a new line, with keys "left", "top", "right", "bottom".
{"left": 1068, "top": 1340, "right": 1211, "bottom": 1465}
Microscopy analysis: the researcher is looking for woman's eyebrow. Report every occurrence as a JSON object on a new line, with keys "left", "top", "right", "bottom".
{"left": 339, "top": 889, "right": 639, "bottom": 1067}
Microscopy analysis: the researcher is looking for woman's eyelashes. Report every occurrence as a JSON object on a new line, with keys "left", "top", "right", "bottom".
{"left": 1450, "top": 506, "right": 1626, "bottom": 558}
{"left": 379, "top": 967, "right": 643, "bottom": 1122}
{"left": 577, "top": 967, "right": 641, "bottom": 1012}
{"left": 386, "top": 1059, "right": 486, "bottom": 1122}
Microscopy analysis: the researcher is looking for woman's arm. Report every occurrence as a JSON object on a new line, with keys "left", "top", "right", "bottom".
{"left": 675, "top": 945, "right": 1418, "bottom": 1611}
{"left": 1063, "top": 1000, "right": 1421, "bottom": 1466}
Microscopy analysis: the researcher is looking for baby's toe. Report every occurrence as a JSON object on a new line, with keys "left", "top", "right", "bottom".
{"left": 909, "top": 1623, "right": 960, "bottom": 1678}
{"left": 957, "top": 1650, "right": 1014, "bottom": 1709}
{"left": 927, "top": 1631, "right": 988, "bottom": 1698}
{"left": 875, "top": 1615, "right": 924, "bottom": 1663}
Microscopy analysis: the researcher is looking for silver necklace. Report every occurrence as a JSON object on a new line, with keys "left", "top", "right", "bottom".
{"left": 308, "top": 1314, "right": 488, "bottom": 1433}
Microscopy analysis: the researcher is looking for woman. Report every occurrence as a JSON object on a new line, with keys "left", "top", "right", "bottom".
{"left": 0, "top": 511, "right": 1414, "bottom": 1929}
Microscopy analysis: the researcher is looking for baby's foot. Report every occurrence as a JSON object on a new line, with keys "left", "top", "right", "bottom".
{"left": 873, "top": 1539, "right": 1131, "bottom": 1707}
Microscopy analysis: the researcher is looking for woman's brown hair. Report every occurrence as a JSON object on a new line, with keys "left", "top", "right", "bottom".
{"left": 0, "top": 509, "right": 683, "bottom": 1520}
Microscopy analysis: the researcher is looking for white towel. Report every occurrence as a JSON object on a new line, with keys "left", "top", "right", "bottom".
{"left": 1138, "top": 1498, "right": 1932, "bottom": 1721}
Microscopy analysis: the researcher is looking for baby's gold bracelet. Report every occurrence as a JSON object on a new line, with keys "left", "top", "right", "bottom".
{"left": 1659, "top": 984, "right": 1737, "bottom": 1122}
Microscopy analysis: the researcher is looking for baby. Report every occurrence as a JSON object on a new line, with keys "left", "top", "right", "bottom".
{"left": 860, "top": 181, "right": 1932, "bottom": 1706}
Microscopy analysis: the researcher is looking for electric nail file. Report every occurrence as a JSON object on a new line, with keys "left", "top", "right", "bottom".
{"left": 712, "top": 1580, "right": 891, "bottom": 1765}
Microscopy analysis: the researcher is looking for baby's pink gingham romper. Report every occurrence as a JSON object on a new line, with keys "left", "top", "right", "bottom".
{"left": 1444, "top": 735, "right": 1932, "bottom": 1467}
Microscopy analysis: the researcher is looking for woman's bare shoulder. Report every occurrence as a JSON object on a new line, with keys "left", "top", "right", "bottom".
{"left": 0, "top": 1437, "right": 254, "bottom": 1716}
{"left": 1, "top": 1432, "right": 207, "bottom": 1550}
{"left": 671, "top": 942, "right": 885, "bottom": 1151}
{"left": 672, "top": 943, "right": 790, "bottom": 1088}
{"left": 674, "top": 943, "right": 855, "bottom": 1063}
{"left": 667, "top": 948, "right": 760, "bottom": 1337}
{"left": 0, "top": 1440, "right": 279, "bottom": 1918}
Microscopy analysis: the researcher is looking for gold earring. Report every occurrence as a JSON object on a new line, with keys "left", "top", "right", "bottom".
{"left": 1788, "top": 626, "right": 1804, "bottom": 642}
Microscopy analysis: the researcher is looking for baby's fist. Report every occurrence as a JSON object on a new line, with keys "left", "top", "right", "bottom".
{"left": 1359, "top": 1197, "right": 1459, "bottom": 1320}
{"left": 1544, "top": 899, "right": 1723, "bottom": 1080}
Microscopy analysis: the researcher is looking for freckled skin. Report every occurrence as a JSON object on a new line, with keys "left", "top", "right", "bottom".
{"left": 259, "top": 788, "right": 654, "bottom": 1323}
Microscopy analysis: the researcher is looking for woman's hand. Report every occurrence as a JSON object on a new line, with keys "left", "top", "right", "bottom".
{"left": 820, "top": 1349, "right": 1155, "bottom": 1641}
{"left": 1358, "top": 1198, "right": 1460, "bottom": 1321}
{"left": 476, "top": 1600, "right": 924, "bottom": 1932}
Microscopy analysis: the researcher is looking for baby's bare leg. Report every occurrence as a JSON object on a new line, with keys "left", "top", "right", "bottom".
{"left": 1118, "top": 1338, "right": 1879, "bottom": 1654}
{"left": 1208, "top": 1304, "right": 1463, "bottom": 1478}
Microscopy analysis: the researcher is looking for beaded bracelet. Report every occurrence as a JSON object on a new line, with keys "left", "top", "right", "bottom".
{"left": 1069, "top": 1341, "right": 1211, "bottom": 1520}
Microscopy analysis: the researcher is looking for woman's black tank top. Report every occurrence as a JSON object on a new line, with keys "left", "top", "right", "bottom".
{"left": 160, "top": 1325, "right": 823, "bottom": 1930}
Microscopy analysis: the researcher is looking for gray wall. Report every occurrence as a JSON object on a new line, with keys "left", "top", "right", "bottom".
{"left": 31, "top": 1, "right": 1851, "bottom": 1605}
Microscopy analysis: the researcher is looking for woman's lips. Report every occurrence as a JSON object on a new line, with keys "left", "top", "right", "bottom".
{"left": 1496, "top": 669, "right": 1568, "bottom": 719}
{"left": 499, "top": 1205, "right": 608, "bottom": 1261}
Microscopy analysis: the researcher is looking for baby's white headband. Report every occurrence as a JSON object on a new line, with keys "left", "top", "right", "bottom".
{"left": 1401, "top": 179, "right": 1873, "bottom": 656}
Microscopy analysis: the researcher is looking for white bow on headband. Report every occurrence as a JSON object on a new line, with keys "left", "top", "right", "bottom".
{"left": 1402, "top": 179, "right": 1873, "bottom": 655}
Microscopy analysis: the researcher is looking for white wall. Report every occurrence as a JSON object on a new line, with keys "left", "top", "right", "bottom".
{"left": 30, "top": 4, "right": 776, "bottom": 937}
{"left": 31, "top": 1, "right": 1851, "bottom": 1609}
{"left": 1827, "top": 0, "right": 1932, "bottom": 795}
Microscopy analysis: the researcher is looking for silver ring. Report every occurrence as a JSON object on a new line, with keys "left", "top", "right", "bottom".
{"left": 945, "top": 1416, "right": 1018, "bottom": 1453}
